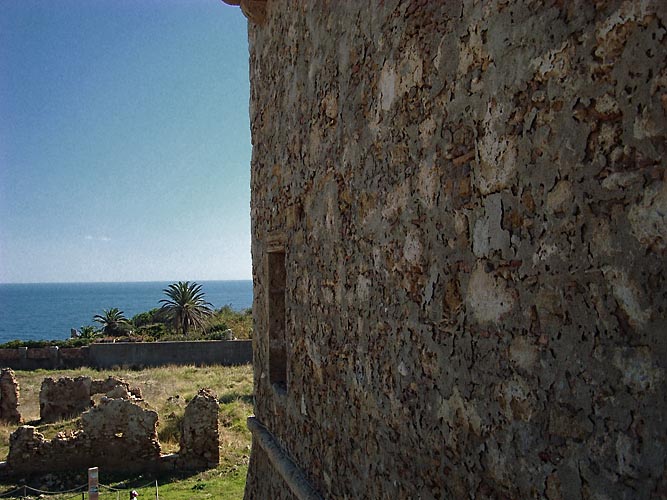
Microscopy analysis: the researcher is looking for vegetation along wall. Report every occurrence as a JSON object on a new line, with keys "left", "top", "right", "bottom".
{"left": 243, "top": 1, "right": 666, "bottom": 498}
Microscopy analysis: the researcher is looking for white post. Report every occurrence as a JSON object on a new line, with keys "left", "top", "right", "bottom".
{"left": 88, "top": 467, "right": 99, "bottom": 500}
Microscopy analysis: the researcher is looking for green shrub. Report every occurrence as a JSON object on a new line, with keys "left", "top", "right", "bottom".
{"left": 0, "top": 338, "right": 97, "bottom": 349}
{"left": 0, "top": 339, "right": 52, "bottom": 349}
{"left": 57, "top": 338, "right": 96, "bottom": 348}
{"left": 206, "top": 323, "right": 230, "bottom": 334}
{"left": 206, "top": 330, "right": 234, "bottom": 341}
{"left": 135, "top": 323, "right": 169, "bottom": 340}
{"left": 132, "top": 308, "right": 165, "bottom": 327}
{"left": 203, "top": 305, "right": 253, "bottom": 339}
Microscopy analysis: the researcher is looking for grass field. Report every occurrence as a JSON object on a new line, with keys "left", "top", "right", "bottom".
{"left": 0, "top": 364, "right": 254, "bottom": 499}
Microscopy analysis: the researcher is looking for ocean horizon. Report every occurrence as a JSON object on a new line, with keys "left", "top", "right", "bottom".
{"left": 0, "top": 280, "right": 253, "bottom": 344}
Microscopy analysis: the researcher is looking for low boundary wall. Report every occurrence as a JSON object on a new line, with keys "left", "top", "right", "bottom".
{"left": 0, "top": 340, "right": 252, "bottom": 370}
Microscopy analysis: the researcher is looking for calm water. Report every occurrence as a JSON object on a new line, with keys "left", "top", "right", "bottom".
{"left": 0, "top": 280, "right": 253, "bottom": 343}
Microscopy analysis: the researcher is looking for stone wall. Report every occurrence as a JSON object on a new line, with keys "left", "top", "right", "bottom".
{"left": 40, "top": 375, "right": 140, "bottom": 423}
{"left": 7, "top": 398, "right": 161, "bottom": 476}
{"left": 245, "top": 445, "right": 296, "bottom": 500}
{"left": 244, "top": 1, "right": 666, "bottom": 499}
{"left": 6, "top": 387, "right": 221, "bottom": 477}
{"left": 0, "top": 340, "right": 252, "bottom": 370}
{"left": 0, "top": 346, "right": 63, "bottom": 370}
{"left": 0, "top": 369, "right": 21, "bottom": 424}
{"left": 91, "top": 375, "right": 136, "bottom": 397}
{"left": 40, "top": 376, "right": 92, "bottom": 423}
{"left": 176, "top": 388, "right": 220, "bottom": 470}
{"left": 88, "top": 340, "right": 252, "bottom": 369}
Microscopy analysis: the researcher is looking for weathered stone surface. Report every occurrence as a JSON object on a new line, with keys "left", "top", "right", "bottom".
{"left": 5, "top": 384, "right": 224, "bottom": 478}
{"left": 246, "top": 444, "right": 298, "bottom": 500}
{"left": 40, "top": 376, "right": 92, "bottom": 423}
{"left": 6, "top": 397, "right": 161, "bottom": 476}
{"left": 243, "top": 1, "right": 667, "bottom": 499}
{"left": 90, "top": 375, "right": 129, "bottom": 395}
{"left": 39, "top": 375, "right": 142, "bottom": 422}
{"left": 81, "top": 397, "right": 161, "bottom": 464}
{"left": 0, "top": 368, "right": 21, "bottom": 424}
{"left": 177, "top": 388, "right": 220, "bottom": 469}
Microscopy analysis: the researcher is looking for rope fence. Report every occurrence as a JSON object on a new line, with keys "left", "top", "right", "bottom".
{"left": 0, "top": 480, "right": 159, "bottom": 499}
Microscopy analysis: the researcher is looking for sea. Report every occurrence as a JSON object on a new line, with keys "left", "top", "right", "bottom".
{"left": 0, "top": 280, "right": 253, "bottom": 344}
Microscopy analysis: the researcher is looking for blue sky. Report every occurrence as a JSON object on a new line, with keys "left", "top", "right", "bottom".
{"left": 0, "top": 0, "right": 251, "bottom": 283}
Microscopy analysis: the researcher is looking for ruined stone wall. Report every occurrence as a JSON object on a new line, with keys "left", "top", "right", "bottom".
{"left": 176, "top": 388, "right": 220, "bottom": 469}
{"left": 40, "top": 375, "right": 139, "bottom": 423}
{"left": 40, "top": 376, "right": 92, "bottom": 423}
{"left": 0, "top": 369, "right": 21, "bottom": 424}
{"left": 6, "top": 384, "right": 220, "bottom": 478}
{"left": 7, "top": 398, "right": 161, "bottom": 476}
{"left": 245, "top": 1, "right": 667, "bottom": 499}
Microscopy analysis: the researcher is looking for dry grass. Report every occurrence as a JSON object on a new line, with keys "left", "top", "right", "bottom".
{"left": 0, "top": 364, "right": 253, "bottom": 459}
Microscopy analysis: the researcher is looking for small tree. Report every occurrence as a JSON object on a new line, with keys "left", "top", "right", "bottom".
{"left": 159, "top": 281, "right": 213, "bottom": 336}
{"left": 93, "top": 308, "right": 131, "bottom": 336}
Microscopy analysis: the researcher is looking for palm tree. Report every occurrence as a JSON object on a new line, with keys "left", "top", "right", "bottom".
{"left": 93, "top": 308, "right": 131, "bottom": 336}
{"left": 159, "top": 281, "right": 213, "bottom": 336}
{"left": 78, "top": 325, "right": 100, "bottom": 339}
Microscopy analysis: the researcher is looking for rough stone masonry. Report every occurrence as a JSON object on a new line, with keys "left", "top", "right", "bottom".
{"left": 241, "top": 1, "right": 667, "bottom": 499}
{"left": 0, "top": 369, "right": 21, "bottom": 424}
{"left": 177, "top": 388, "right": 220, "bottom": 469}
{"left": 7, "top": 397, "right": 162, "bottom": 476}
{"left": 5, "top": 387, "right": 220, "bottom": 477}
{"left": 40, "top": 375, "right": 142, "bottom": 423}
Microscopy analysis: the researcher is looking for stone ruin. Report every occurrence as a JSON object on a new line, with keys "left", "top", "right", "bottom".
{"left": 3, "top": 386, "right": 220, "bottom": 477}
{"left": 92, "top": 376, "right": 143, "bottom": 399}
{"left": 176, "top": 388, "right": 220, "bottom": 469}
{"left": 40, "top": 375, "right": 142, "bottom": 423}
{"left": 7, "top": 397, "right": 160, "bottom": 475}
{"left": 0, "top": 369, "right": 21, "bottom": 424}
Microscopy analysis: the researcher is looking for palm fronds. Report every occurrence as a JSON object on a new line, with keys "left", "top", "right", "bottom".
{"left": 159, "top": 281, "right": 213, "bottom": 336}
